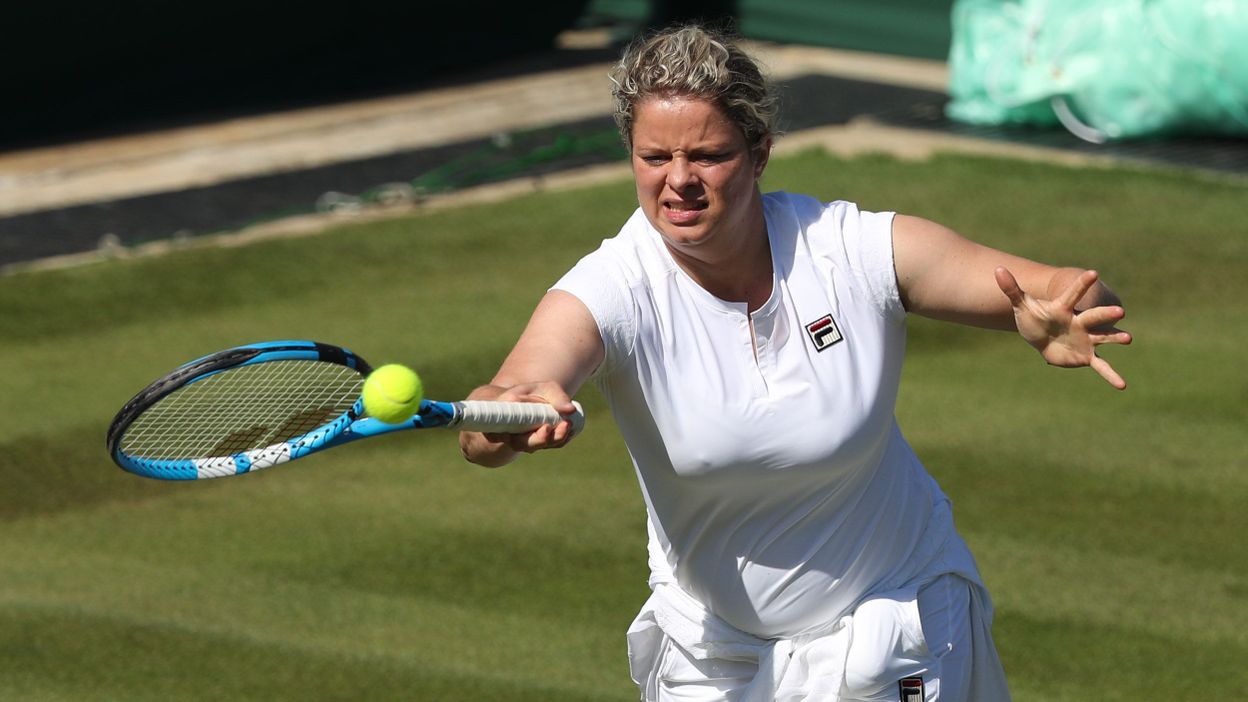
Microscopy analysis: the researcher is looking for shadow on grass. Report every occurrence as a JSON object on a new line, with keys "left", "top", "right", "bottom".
{"left": 270, "top": 518, "right": 647, "bottom": 629}
{"left": 917, "top": 442, "right": 1246, "bottom": 574}
{"left": 0, "top": 606, "right": 611, "bottom": 701}
{"left": 0, "top": 425, "right": 209, "bottom": 522}
{"left": 995, "top": 608, "right": 1248, "bottom": 700}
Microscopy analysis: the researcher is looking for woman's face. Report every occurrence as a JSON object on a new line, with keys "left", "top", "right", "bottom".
{"left": 630, "top": 96, "right": 769, "bottom": 254}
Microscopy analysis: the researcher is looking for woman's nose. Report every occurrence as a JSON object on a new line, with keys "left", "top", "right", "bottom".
{"left": 666, "top": 157, "right": 697, "bottom": 190}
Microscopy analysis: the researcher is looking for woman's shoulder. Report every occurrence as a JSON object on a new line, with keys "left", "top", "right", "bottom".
{"left": 763, "top": 191, "right": 875, "bottom": 220}
{"left": 765, "top": 191, "right": 897, "bottom": 237}
{"left": 575, "top": 208, "right": 674, "bottom": 282}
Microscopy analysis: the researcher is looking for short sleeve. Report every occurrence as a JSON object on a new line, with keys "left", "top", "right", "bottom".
{"left": 781, "top": 193, "right": 902, "bottom": 322}
{"left": 844, "top": 207, "right": 904, "bottom": 322}
{"left": 550, "top": 246, "right": 638, "bottom": 377}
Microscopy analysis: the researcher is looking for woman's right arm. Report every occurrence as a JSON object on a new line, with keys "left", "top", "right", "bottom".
{"left": 459, "top": 290, "right": 605, "bottom": 467}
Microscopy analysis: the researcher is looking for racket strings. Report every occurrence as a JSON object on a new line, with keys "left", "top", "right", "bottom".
{"left": 120, "top": 360, "right": 363, "bottom": 460}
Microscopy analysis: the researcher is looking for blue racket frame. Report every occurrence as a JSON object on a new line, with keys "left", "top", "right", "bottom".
{"left": 108, "top": 340, "right": 470, "bottom": 481}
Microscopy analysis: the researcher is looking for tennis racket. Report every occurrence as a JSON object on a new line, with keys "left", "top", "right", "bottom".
{"left": 106, "top": 340, "right": 584, "bottom": 481}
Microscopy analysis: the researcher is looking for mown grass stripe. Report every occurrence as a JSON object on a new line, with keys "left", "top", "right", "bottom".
{"left": 0, "top": 605, "right": 622, "bottom": 702}
{"left": 0, "top": 152, "right": 1243, "bottom": 699}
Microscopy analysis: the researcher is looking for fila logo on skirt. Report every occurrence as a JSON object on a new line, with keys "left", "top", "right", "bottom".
{"left": 804, "top": 314, "right": 843, "bottom": 352}
{"left": 899, "top": 676, "right": 925, "bottom": 701}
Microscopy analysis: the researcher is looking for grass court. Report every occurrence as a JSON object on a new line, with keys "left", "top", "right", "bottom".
{"left": 1, "top": 150, "right": 1244, "bottom": 700}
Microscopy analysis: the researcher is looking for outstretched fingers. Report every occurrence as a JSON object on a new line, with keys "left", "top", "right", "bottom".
{"left": 1089, "top": 330, "right": 1133, "bottom": 348}
{"left": 994, "top": 267, "right": 1026, "bottom": 307}
{"left": 1077, "top": 304, "right": 1125, "bottom": 329}
{"left": 1091, "top": 355, "right": 1128, "bottom": 390}
{"left": 1078, "top": 304, "right": 1132, "bottom": 349}
{"left": 1059, "top": 269, "right": 1099, "bottom": 310}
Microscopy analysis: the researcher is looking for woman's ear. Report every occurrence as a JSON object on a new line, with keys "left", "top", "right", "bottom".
{"left": 752, "top": 137, "right": 773, "bottom": 179}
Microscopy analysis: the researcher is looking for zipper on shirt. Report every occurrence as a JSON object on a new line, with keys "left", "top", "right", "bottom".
{"left": 746, "top": 312, "right": 771, "bottom": 395}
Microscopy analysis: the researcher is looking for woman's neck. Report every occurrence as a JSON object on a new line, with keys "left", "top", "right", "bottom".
{"left": 667, "top": 217, "right": 773, "bottom": 312}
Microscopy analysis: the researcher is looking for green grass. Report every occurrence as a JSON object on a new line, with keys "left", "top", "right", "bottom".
{"left": 1, "top": 151, "right": 1244, "bottom": 700}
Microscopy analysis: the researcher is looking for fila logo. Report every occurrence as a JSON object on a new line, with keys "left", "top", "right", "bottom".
{"left": 804, "top": 314, "right": 843, "bottom": 352}
{"left": 899, "top": 676, "right": 925, "bottom": 701}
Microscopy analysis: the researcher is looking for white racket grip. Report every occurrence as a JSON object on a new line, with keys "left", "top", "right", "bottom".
{"left": 454, "top": 400, "right": 585, "bottom": 436}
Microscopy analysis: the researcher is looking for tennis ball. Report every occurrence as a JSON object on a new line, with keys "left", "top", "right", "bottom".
{"left": 362, "top": 364, "right": 423, "bottom": 424}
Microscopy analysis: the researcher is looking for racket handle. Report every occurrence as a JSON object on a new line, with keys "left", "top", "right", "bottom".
{"left": 454, "top": 400, "right": 585, "bottom": 435}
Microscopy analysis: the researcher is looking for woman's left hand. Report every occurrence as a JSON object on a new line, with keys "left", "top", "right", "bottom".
{"left": 995, "top": 267, "right": 1133, "bottom": 389}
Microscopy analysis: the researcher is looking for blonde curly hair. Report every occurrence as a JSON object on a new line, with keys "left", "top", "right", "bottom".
{"left": 609, "top": 24, "right": 779, "bottom": 152}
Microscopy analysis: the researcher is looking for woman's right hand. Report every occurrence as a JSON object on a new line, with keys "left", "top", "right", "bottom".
{"left": 458, "top": 290, "right": 605, "bottom": 468}
{"left": 458, "top": 381, "right": 581, "bottom": 467}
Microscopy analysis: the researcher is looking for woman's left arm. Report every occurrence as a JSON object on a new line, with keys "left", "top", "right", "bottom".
{"left": 892, "top": 214, "right": 1133, "bottom": 389}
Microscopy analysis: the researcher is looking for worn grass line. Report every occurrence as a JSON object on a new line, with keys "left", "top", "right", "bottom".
{"left": 0, "top": 605, "right": 615, "bottom": 702}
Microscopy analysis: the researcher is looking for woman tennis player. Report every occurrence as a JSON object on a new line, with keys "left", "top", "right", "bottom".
{"left": 460, "top": 24, "right": 1130, "bottom": 701}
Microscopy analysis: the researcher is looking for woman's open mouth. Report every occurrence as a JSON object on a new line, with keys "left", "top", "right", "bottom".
{"left": 663, "top": 201, "right": 708, "bottom": 224}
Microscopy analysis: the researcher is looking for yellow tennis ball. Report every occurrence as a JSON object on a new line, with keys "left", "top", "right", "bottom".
{"left": 362, "top": 364, "right": 423, "bottom": 424}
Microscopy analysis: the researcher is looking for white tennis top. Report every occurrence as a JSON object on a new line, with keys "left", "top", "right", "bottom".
{"left": 553, "top": 192, "right": 979, "bottom": 639}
